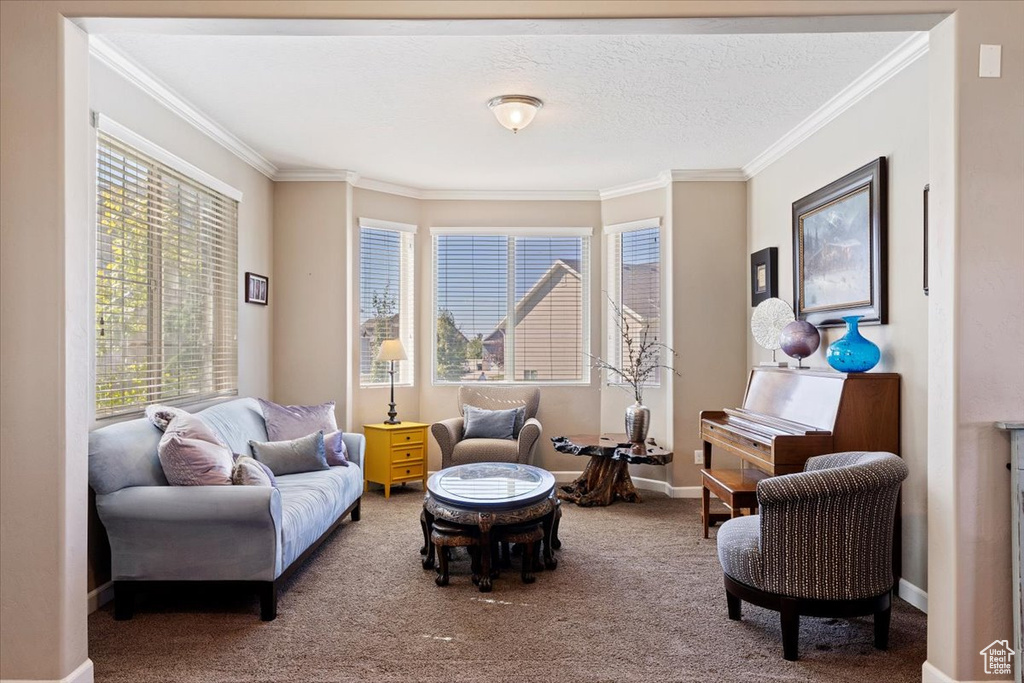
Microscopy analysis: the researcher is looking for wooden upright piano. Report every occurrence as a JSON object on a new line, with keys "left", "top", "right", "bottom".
{"left": 699, "top": 366, "right": 901, "bottom": 578}
{"left": 700, "top": 367, "right": 900, "bottom": 474}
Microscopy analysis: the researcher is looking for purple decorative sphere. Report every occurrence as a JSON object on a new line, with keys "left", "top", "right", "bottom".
{"left": 779, "top": 320, "right": 821, "bottom": 360}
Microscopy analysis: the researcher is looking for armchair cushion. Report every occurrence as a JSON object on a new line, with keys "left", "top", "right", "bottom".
{"left": 463, "top": 405, "right": 518, "bottom": 440}
{"left": 451, "top": 438, "right": 519, "bottom": 466}
{"left": 716, "top": 514, "right": 763, "bottom": 590}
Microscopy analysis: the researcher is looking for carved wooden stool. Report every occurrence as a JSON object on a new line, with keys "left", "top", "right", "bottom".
{"left": 543, "top": 498, "right": 562, "bottom": 569}
{"left": 430, "top": 520, "right": 481, "bottom": 587}
{"left": 496, "top": 521, "right": 544, "bottom": 584}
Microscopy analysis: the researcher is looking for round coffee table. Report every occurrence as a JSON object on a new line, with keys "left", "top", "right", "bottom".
{"left": 420, "top": 462, "right": 560, "bottom": 592}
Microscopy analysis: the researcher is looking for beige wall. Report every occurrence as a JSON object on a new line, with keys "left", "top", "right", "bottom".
{"left": 0, "top": 8, "right": 92, "bottom": 680}
{"left": 671, "top": 182, "right": 750, "bottom": 487}
{"left": 928, "top": 5, "right": 1024, "bottom": 680}
{"left": 272, "top": 182, "right": 350, "bottom": 423}
{"left": 746, "top": 57, "right": 930, "bottom": 591}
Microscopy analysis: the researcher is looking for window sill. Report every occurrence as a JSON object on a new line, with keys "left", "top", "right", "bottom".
{"left": 431, "top": 381, "right": 593, "bottom": 388}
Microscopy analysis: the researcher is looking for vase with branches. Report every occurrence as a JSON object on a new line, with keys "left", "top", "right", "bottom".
{"left": 590, "top": 294, "right": 679, "bottom": 442}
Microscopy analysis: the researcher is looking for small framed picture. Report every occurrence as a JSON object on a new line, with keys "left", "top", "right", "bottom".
{"left": 750, "top": 247, "right": 778, "bottom": 306}
{"left": 245, "top": 272, "right": 268, "bottom": 305}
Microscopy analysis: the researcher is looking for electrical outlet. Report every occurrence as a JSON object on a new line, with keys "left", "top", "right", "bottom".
{"left": 694, "top": 449, "right": 703, "bottom": 465}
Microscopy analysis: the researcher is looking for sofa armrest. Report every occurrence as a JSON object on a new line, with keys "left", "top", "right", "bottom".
{"left": 96, "top": 485, "right": 283, "bottom": 581}
{"left": 342, "top": 432, "right": 366, "bottom": 471}
{"left": 432, "top": 418, "right": 464, "bottom": 469}
{"left": 517, "top": 418, "right": 542, "bottom": 464}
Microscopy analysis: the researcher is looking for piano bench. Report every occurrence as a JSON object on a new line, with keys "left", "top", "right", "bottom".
{"left": 701, "top": 468, "right": 769, "bottom": 539}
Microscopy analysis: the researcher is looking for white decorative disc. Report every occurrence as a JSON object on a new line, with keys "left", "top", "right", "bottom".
{"left": 751, "top": 298, "right": 795, "bottom": 351}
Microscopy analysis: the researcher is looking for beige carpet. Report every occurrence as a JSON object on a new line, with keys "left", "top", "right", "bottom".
{"left": 89, "top": 486, "right": 926, "bottom": 682}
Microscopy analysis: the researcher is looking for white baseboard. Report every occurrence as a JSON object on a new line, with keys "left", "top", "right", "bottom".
{"left": 2, "top": 658, "right": 94, "bottom": 683}
{"left": 921, "top": 660, "right": 988, "bottom": 683}
{"left": 549, "top": 471, "right": 699, "bottom": 499}
{"left": 87, "top": 581, "right": 114, "bottom": 613}
{"left": 898, "top": 578, "right": 928, "bottom": 614}
{"left": 631, "top": 476, "right": 701, "bottom": 499}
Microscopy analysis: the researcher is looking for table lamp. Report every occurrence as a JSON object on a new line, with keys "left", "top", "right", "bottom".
{"left": 375, "top": 339, "right": 408, "bottom": 424}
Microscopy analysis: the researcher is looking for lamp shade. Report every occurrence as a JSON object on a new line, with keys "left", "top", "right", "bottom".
{"left": 487, "top": 95, "right": 543, "bottom": 133}
{"left": 375, "top": 339, "right": 408, "bottom": 362}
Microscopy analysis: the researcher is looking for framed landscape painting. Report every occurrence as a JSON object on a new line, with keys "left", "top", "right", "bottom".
{"left": 792, "top": 157, "right": 887, "bottom": 327}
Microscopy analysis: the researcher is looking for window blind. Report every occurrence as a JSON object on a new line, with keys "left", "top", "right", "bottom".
{"left": 611, "top": 225, "right": 661, "bottom": 383}
{"left": 359, "top": 224, "right": 414, "bottom": 385}
{"left": 433, "top": 233, "right": 589, "bottom": 383}
{"left": 95, "top": 132, "right": 238, "bottom": 418}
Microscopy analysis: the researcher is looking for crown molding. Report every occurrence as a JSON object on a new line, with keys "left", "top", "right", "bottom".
{"left": 353, "top": 177, "right": 423, "bottom": 199}
{"left": 275, "top": 168, "right": 360, "bottom": 183}
{"left": 351, "top": 176, "right": 599, "bottom": 201}
{"left": 88, "top": 36, "right": 278, "bottom": 179}
{"left": 670, "top": 168, "right": 748, "bottom": 182}
{"left": 743, "top": 32, "right": 929, "bottom": 179}
{"left": 419, "top": 188, "right": 599, "bottom": 201}
{"left": 599, "top": 171, "right": 673, "bottom": 201}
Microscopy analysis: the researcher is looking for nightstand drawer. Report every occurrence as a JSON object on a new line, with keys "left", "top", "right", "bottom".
{"left": 390, "top": 429, "right": 424, "bottom": 447}
{"left": 392, "top": 461, "right": 425, "bottom": 480}
{"left": 391, "top": 444, "right": 425, "bottom": 465}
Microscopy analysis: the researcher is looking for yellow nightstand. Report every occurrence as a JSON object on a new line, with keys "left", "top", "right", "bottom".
{"left": 362, "top": 422, "right": 430, "bottom": 498}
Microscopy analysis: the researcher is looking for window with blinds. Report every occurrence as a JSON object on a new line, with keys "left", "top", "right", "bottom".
{"left": 610, "top": 224, "right": 662, "bottom": 384}
{"left": 359, "top": 222, "right": 415, "bottom": 386}
{"left": 95, "top": 131, "right": 238, "bottom": 419}
{"left": 433, "top": 232, "right": 589, "bottom": 384}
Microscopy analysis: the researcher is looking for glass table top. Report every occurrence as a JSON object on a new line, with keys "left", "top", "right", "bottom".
{"left": 428, "top": 463, "right": 555, "bottom": 509}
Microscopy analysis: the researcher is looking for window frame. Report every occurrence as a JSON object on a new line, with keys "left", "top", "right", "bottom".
{"left": 93, "top": 115, "right": 242, "bottom": 422}
{"left": 358, "top": 218, "right": 416, "bottom": 388}
{"left": 604, "top": 217, "right": 663, "bottom": 389}
{"left": 430, "top": 227, "right": 592, "bottom": 386}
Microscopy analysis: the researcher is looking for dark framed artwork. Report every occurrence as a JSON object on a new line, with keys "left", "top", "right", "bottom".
{"left": 244, "top": 272, "right": 269, "bottom": 305}
{"left": 792, "top": 157, "right": 887, "bottom": 327}
{"left": 750, "top": 247, "right": 778, "bottom": 306}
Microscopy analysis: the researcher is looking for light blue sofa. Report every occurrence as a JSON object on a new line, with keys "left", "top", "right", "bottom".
{"left": 88, "top": 397, "right": 365, "bottom": 621}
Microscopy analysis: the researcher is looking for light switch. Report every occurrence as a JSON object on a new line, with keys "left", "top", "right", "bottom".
{"left": 980, "top": 44, "right": 1002, "bottom": 78}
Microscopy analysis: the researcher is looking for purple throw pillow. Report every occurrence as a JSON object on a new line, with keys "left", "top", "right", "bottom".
{"left": 158, "top": 413, "right": 233, "bottom": 486}
{"left": 323, "top": 430, "right": 349, "bottom": 467}
{"left": 233, "top": 452, "right": 278, "bottom": 487}
{"left": 232, "top": 456, "right": 274, "bottom": 487}
{"left": 258, "top": 398, "right": 338, "bottom": 441}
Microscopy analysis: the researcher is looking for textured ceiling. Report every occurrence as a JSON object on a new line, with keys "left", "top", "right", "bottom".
{"left": 102, "top": 31, "right": 912, "bottom": 191}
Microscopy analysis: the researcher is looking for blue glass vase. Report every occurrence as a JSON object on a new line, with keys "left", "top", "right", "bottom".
{"left": 826, "top": 315, "right": 880, "bottom": 373}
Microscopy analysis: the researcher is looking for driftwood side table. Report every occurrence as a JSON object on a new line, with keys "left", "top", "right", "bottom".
{"left": 552, "top": 434, "right": 673, "bottom": 507}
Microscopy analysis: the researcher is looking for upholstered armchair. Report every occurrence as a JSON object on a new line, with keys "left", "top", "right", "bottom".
{"left": 716, "top": 452, "right": 907, "bottom": 661}
{"left": 431, "top": 386, "right": 542, "bottom": 469}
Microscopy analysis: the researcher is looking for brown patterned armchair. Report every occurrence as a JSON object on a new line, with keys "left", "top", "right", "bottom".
{"left": 431, "top": 386, "right": 542, "bottom": 469}
{"left": 716, "top": 451, "right": 907, "bottom": 661}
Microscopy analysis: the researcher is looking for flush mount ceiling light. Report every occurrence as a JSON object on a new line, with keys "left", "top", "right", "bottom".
{"left": 487, "top": 95, "right": 543, "bottom": 134}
